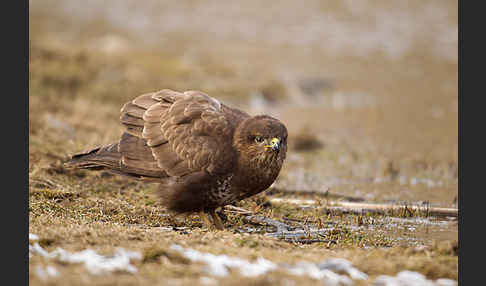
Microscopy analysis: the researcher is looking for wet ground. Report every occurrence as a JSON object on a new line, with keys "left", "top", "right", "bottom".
{"left": 29, "top": 0, "right": 458, "bottom": 284}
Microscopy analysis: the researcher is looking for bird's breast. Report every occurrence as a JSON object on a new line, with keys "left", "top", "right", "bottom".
{"left": 207, "top": 174, "right": 238, "bottom": 205}
{"left": 206, "top": 155, "right": 284, "bottom": 207}
{"left": 232, "top": 156, "right": 283, "bottom": 198}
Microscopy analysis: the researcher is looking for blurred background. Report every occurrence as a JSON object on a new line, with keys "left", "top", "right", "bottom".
{"left": 29, "top": 0, "right": 458, "bottom": 207}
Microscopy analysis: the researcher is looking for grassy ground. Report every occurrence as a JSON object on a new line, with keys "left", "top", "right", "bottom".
{"left": 29, "top": 1, "right": 457, "bottom": 285}
{"left": 29, "top": 172, "right": 458, "bottom": 285}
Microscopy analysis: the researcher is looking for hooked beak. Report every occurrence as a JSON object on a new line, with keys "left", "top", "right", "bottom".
{"left": 264, "top": 137, "right": 281, "bottom": 152}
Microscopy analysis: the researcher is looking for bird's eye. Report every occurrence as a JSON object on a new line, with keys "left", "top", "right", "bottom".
{"left": 254, "top": 136, "right": 264, "bottom": 143}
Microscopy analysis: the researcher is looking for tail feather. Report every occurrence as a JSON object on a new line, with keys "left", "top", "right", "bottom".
{"left": 64, "top": 142, "right": 163, "bottom": 181}
{"left": 64, "top": 143, "right": 121, "bottom": 170}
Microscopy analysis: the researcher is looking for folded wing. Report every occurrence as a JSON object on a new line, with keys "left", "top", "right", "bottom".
{"left": 119, "top": 89, "right": 236, "bottom": 177}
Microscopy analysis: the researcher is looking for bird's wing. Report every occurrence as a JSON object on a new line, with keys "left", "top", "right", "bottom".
{"left": 120, "top": 89, "right": 236, "bottom": 177}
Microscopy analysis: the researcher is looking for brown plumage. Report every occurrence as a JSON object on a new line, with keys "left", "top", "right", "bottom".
{"left": 65, "top": 89, "right": 287, "bottom": 229}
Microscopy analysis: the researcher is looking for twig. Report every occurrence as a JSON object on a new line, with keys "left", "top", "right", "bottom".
{"left": 223, "top": 205, "right": 254, "bottom": 215}
{"left": 282, "top": 216, "right": 336, "bottom": 225}
{"left": 266, "top": 187, "right": 366, "bottom": 202}
{"left": 269, "top": 198, "right": 458, "bottom": 218}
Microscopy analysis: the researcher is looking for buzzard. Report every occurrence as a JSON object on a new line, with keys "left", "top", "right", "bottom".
{"left": 65, "top": 89, "right": 288, "bottom": 230}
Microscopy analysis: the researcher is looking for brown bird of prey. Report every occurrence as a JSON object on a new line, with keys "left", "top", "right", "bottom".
{"left": 65, "top": 89, "right": 287, "bottom": 230}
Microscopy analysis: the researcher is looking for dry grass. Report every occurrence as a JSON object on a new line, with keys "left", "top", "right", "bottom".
{"left": 29, "top": 162, "right": 457, "bottom": 284}
{"left": 29, "top": 1, "right": 457, "bottom": 285}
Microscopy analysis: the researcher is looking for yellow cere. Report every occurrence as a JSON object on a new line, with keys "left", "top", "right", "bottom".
{"left": 265, "top": 138, "right": 280, "bottom": 148}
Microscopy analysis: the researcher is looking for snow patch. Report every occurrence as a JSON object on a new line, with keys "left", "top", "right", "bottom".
{"left": 285, "top": 262, "right": 353, "bottom": 286}
{"left": 374, "top": 270, "right": 457, "bottom": 286}
{"left": 200, "top": 276, "right": 218, "bottom": 285}
{"left": 171, "top": 244, "right": 367, "bottom": 285}
{"left": 29, "top": 233, "right": 39, "bottom": 241}
{"left": 35, "top": 265, "right": 60, "bottom": 281}
{"left": 29, "top": 234, "right": 141, "bottom": 275}
{"left": 319, "top": 258, "right": 368, "bottom": 280}
{"left": 30, "top": 242, "right": 49, "bottom": 258}
{"left": 170, "top": 244, "right": 277, "bottom": 277}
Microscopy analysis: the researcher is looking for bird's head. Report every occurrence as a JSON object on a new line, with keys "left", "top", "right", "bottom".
{"left": 234, "top": 115, "right": 288, "bottom": 164}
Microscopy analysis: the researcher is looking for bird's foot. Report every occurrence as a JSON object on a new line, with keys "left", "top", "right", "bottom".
{"left": 209, "top": 209, "right": 224, "bottom": 230}
{"left": 199, "top": 210, "right": 224, "bottom": 230}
